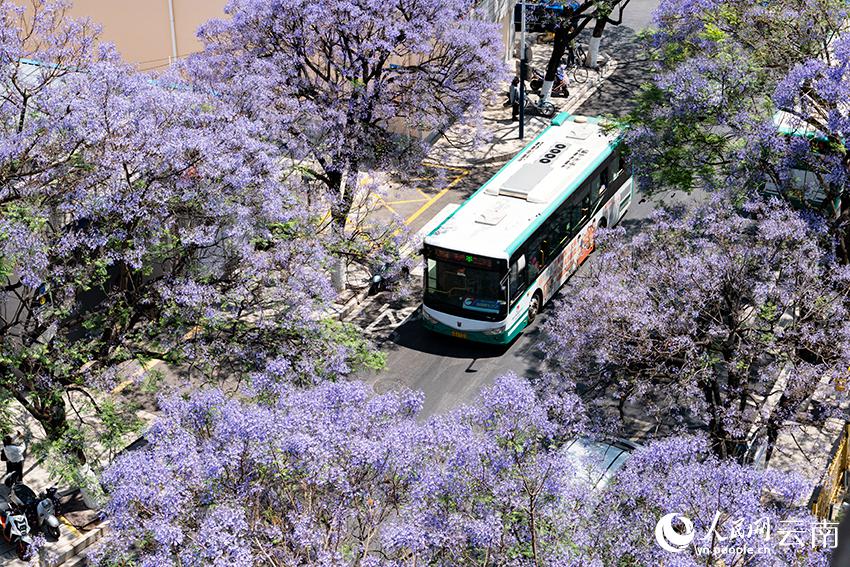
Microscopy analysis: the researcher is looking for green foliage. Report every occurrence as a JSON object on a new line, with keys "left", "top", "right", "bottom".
{"left": 699, "top": 22, "right": 726, "bottom": 43}
{"left": 139, "top": 368, "right": 165, "bottom": 395}
{"left": 321, "top": 319, "right": 387, "bottom": 371}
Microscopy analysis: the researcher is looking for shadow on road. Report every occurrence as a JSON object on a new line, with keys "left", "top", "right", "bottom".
{"left": 573, "top": 25, "right": 653, "bottom": 119}
{"left": 386, "top": 312, "right": 512, "bottom": 360}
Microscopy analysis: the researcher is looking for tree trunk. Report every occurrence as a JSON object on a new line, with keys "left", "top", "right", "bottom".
{"left": 8, "top": 368, "right": 87, "bottom": 464}
{"left": 587, "top": 19, "right": 606, "bottom": 68}
{"left": 328, "top": 166, "right": 359, "bottom": 292}
{"left": 700, "top": 377, "right": 731, "bottom": 459}
{"left": 544, "top": 27, "right": 568, "bottom": 83}
{"left": 763, "top": 374, "right": 819, "bottom": 464}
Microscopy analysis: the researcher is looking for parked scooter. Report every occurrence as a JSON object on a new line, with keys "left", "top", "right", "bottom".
{"left": 0, "top": 501, "right": 33, "bottom": 560}
{"left": 367, "top": 265, "right": 411, "bottom": 296}
{"left": 9, "top": 482, "right": 61, "bottom": 540}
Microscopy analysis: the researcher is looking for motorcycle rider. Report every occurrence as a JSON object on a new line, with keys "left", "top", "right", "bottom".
{"left": 3, "top": 432, "right": 26, "bottom": 487}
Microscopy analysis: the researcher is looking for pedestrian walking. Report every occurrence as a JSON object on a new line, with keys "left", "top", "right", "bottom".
{"left": 509, "top": 76, "right": 521, "bottom": 121}
{"left": 2, "top": 432, "right": 26, "bottom": 487}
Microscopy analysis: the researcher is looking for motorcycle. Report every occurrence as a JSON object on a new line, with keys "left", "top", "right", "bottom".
{"left": 367, "top": 265, "right": 411, "bottom": 296}
{"left": 0, "top": 501, "right": 33, "bottom": 560}
{"left": 9, "top": 482, "right": 62, "bottom": 540}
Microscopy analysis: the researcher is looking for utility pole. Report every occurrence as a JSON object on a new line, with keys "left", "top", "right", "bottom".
{"left": 519, "top": 0, "right": 526, "bottom": 139}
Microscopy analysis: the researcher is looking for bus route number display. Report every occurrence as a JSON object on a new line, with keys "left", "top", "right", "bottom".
{"left": 433, "top": 248, "right": 496, "bottom": 269}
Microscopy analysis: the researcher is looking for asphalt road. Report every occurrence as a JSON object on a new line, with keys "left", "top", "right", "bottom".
{"left": 355, "top": 0, "right": 666, "bottom": 418}
{"left": 355, "top": 182, "right": 702, "bottom": 418}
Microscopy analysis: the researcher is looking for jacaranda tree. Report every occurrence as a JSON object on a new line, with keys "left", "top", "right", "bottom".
{"left": 89, "top": 376, "right": 827, "bottom": 566}
{"left": 0, "top": 0, "right": 378, "bottom": 464}
{"left": 587, "top": 435, "right": 830, "bottom": 566}
{"left": 627, "top": 0, "right": 850, "bottom": 259}
{"left": 766, "top": 31, "right": 850, "bottom": 262}
{"left": 627, "top": 0, "right": 847, "bottom": 192}
{"left": 543, "top": 197, "right": 850, "bottom": 462}
{"left": 187, "top": 0, "right": 506, "bottom": 288}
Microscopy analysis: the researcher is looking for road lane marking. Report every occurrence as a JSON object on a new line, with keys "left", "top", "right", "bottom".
{"left": 404, "top": 169, "right": 468, "bottom": 227}
{"left": 362, "top": 304, "right": 419, "bottom": 336}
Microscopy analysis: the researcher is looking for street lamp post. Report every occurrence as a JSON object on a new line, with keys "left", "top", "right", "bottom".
{"left": 519, "top": 0, "right": 526, "bottom": 139}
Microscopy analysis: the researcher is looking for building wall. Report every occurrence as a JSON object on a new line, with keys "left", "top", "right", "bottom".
{"left": 477, "top": 0, "right": 515, "bottom": 61}
{"left": 21, "top": 1, "right": 513, "bottom": 69}
{"left": 18, "top": 0, "right": 228, "bottom": 70}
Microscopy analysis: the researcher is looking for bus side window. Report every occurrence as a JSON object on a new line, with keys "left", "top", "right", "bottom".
{"left": 509, "top": 256, "right": 528, "bottom": 306}
{"left": 570, "top": 201, "right": 582, "bottom": 232}
{"left": 599, "top": 167, "right": 609, "bottom": 196}
{"left": 591, "top": 176, "right": 601, "bottom": 198}
{"left": 579, "top": 194, "right": 591, "bottom": 224}
{"left": 427, "top": 258, "right": 438, "bottom": 290}
{"left": 612, "top": 153, "right": 623, "bottom": 180}
{"left": 528, "top": 236, "right": 545, "bottom": 279}
{"left": 561, "top": 209, "right": 573, "bottom": 243}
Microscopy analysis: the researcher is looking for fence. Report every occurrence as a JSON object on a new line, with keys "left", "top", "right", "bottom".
{"left": 811, "top": 422, "right": 850, "bottom": 519}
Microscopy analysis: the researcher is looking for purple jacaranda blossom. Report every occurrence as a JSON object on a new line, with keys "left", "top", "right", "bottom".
{"left": 586, "top": 435, "right": 831, "bottom": 566}
{"left": 0, "top": 0, "right": 382, "bottom": 456}
{"left": 542, "top": 195, "right": 850, "bottom": 463}
{"left": 629, "top": 0, "right": 850, "bottom": 260}
{"left": 184, "top": 0, "right": 507, "bottom": 283}
{"left": 91, "top": 377, "right": 828, "bottom": 566}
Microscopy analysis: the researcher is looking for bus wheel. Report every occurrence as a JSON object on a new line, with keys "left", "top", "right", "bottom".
{"left": 527, "top": 292, "right": 542, "bottom": 324}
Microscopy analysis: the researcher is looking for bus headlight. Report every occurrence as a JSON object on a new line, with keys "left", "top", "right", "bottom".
{"left": 483, "top": 324, "right": 506, "bottom": 335}
{"left": 421, "top": 309, "right": 439, "bottom": 325}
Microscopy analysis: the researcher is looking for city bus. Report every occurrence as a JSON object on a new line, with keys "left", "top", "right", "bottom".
{"left": 766, "top": 110, "right": 832, "bottom": 210}
{"left": 420, "top": 112, "right": 633, "bottom": 344}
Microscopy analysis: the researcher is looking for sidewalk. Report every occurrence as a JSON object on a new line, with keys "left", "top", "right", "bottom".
{"left": 0, "top": 426, "right": 107, "bottom": 566}
{"left": 768, "top": 372, "right": 850, "bottom": 516}
{"left": 0, "top": 359, "right": 164, "bottom": 566}
{"left": 428, "top": 56, "right": 618, "bottom": 167}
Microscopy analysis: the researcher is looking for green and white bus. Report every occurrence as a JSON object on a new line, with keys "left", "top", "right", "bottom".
{"left": 421, "top": 112, "right": 633, "bottom": 344}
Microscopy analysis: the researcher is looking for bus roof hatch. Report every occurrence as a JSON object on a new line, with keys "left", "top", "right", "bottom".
{"left": 500, "top": 162, "right": 551, "bottom": 199}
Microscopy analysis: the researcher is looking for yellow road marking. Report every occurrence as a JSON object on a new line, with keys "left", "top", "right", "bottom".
{"left": 59, "top": 515, "right": 82, "bottom": 537}
{"left": 404, "top": 169, "right": 469, "bottom": 227}
{"left": 375, "top": 195, "right": 398, "bottom": 216}
{"left": 112, "top": 357, "right": 159, "bottom": 394}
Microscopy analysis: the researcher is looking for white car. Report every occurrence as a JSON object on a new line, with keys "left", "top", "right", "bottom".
{"left": 562, "top": 437, "right": 640, "bottom": 490}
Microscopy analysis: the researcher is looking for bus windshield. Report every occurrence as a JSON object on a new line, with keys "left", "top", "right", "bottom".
{"left": 424, "top": 248, "right": 507, "bottom": 321}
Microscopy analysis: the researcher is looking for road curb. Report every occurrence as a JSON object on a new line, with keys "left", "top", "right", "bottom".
{"left": 40, "top": 520, "right": 108, "bottom": 566}
{"left": 335, "top": 286, "right": 373, "bottom": 321}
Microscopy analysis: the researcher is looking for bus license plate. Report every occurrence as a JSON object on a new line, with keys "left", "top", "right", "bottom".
{"left": 451, "top": 331, "right": 467, "bottom": 339}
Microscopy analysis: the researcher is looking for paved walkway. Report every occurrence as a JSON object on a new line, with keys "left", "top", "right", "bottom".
{"left": 0, "top": 419, "right": 106, "bottom": 565}
{"left": 428, "top": 60, "right": 618, "bottom": 167}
